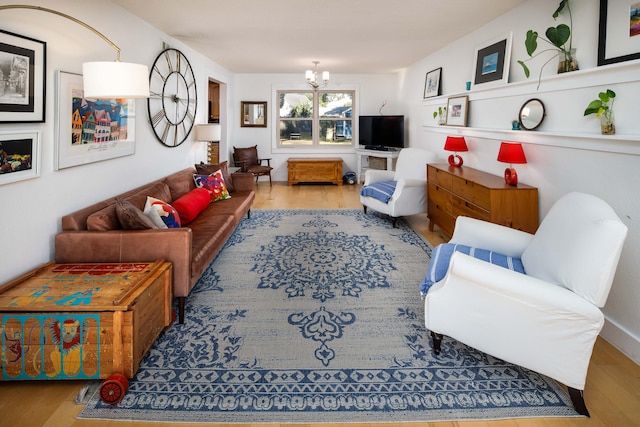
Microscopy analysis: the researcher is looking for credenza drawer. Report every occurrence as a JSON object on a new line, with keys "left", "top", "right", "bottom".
{"left": 453, "top": 196, "right": 491, "bottom": 222}
{"left": 427, "top": 183, "right": 452, "bottom": 212}
{"left": 427, "top": 165, "right": 453, "bottom": 190}
{"left": 452, "top": 176, "right": 491, "bottom": 210}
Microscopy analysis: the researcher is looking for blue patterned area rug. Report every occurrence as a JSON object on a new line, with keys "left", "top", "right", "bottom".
{"left": 78, "top": 209, "right": 577, "bottom": 423}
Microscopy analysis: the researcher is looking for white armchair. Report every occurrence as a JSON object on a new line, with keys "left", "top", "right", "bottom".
{"left": 422, "top": 192, "right": 628, "bottom": 416}
{"left": 360, "top": 148, "right": 438, "bottom": 227}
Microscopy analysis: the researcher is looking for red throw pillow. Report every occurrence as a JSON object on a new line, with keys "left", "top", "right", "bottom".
{"left": 172, "top": 188, "right": 211, "bottom": 225}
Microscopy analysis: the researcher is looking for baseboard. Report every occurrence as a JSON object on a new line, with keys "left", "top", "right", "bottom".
{"left": 601, "top": 317, "right": 640, "bottom": 365}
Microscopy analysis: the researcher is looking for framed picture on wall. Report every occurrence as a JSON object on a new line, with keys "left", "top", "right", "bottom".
{"left": 0, "top": 29, "right": 46, "bottom": 123}
{"left": 597, "top": 0, "right": 640, "bottom": 65}
{"left": 423, "top": 67, "right": 442, "bottom": 98}
{"left": 0, "top": 130, "right": 41, "bottom": 185}
{"left": 445, "top": 95, "right": 469, "bottom": 127}
{"left": 471, "top": 32, "right": 513, "bottom": 89}
{"left": 55, "top": 71, "right": 136, "bottom": 170}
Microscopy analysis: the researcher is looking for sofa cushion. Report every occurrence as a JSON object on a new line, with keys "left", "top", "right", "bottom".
{"left": 164, "top": 168, "right": 197, "bottom": 202}
{"left": 196, "top": 161, "right": 235, "bottom": 192}
{"left": 144, "top": 196, "right": 181, "bottom": 229}
{"left": 172, "top": 188, "right": 211, "bottom": 225}
{"left": 115, "top": 198, "right": 157, "bottom": 230}
{"left": 188, "top": 213, "right": 236, "bottom": 279}
{"left": 419, "top": 243, "right": 525, "bottom": 296}
{"left": 87, "top": 204, "right": 120, "bottom": 231}
{"left": 193, "top": 172, "right": 231, "bottom": 202}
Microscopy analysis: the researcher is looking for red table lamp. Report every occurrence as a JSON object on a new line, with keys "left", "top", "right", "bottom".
{"left": 497, "top": 142, "right": 527, "bottom": 185}
{"left": 443, "top": 136, "right": 468, "bottom": 167}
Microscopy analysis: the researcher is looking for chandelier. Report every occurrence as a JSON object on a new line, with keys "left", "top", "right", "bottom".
{"left": 305, "top": 61, "right": 329, "bottom": 90}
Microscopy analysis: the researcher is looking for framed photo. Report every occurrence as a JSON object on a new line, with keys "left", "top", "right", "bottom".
{"left": 0, "top": 29, "right": 46, "bottom": 123}
{"left": 472, "top": 32, "right": 512, "bottom": 89}
{"left": 597, "top": 0, "right": 640, "bottom": 65}
{"left": 55, "top": 71, "right": 136, "bottom": 170}
{"left": 0, "top": 130, "right": 40, "bottom": 185}
{"left": 446, "top": 95, "right": 469, "bottom": 127}
{"left": 423, "top": 67, "right": 442, "bottom": 98}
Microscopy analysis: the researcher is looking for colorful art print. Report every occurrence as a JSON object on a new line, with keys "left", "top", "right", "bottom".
{"left": 445, "top": 95, "right": 469, "bottom": 127}
{"left": 598, "top": 0, "right": 640, "bottom": 65}
{"left": 55, "top": 71, "right": 135, "bottom": 170}
{"left": 0, "top": 29, "right": 46, "bottom": 123}
{"left": 0, "top": 130, "right": 40, "bottom": 185}
{"left": 472, "top": 32, "right": 512, "bottom": 89}
{"left": 423, "top": 67, "right": 442, "bottom": 98}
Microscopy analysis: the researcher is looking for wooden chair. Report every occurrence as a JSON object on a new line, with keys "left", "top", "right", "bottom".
{"left": 233, "top": 145, "right": 273, "bottom": 186}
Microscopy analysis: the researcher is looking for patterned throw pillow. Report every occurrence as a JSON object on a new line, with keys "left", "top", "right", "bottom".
{"left": 193, "top": 171, "right": 231, "bottom": 202}
{"left": 143, "top": 196, "right": 181, "bottom": 229}
{"left": 195, "top": 161, "right": 235, "bottom": 192}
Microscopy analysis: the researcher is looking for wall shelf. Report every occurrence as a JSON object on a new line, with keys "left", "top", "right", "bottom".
{"left": 422, "top": 125, "right": 640, "bottom": 156}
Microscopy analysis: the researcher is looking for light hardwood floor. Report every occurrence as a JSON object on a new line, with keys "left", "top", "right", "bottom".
{"left": 1, "top": 181, "right": 639, "bottom": 427}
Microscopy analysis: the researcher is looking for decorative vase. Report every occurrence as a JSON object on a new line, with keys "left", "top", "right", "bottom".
{"left": 600, "top": 110, "right": 616, "bottom": 135}
{"left": 558, "top": 48, "right": 579, "bottom": 73}
{"left": 438, "top": 115, "right": 446, "bottom": 125}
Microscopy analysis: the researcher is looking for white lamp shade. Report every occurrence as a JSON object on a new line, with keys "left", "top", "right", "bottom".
{"left": 82, "top": 61, "right": 150, "bottom": 99}
{"left": 322, "top": 71, "right": 330, "bottom": 82}
{"left": 195, "top": 124, "right": 222, "bottom": 141}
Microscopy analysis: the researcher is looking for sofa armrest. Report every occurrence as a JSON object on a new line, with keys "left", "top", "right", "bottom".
{"left": 55, "top": 228, "right": 193, "bottom": 298}
{"left": 363, "top": 169, "right": 395, "bottom": 185}
{"left": 231, "top": 172, "right": 255, "bottom": 191}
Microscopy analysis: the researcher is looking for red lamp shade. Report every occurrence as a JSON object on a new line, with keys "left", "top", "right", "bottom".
{"left": 443, "top": 136, "right": 468, "bottom": 167}
{"left": 497, "top": 142, "right": 527, "bottom": 186}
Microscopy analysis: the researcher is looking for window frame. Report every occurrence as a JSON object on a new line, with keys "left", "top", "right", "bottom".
{"left": 272, "top": 84, "right": 358, "bottom": 153}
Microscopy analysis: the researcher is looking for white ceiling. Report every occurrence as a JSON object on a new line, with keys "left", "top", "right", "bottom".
{"left": 113, "top": 0, "right": 526, "bottom": 74}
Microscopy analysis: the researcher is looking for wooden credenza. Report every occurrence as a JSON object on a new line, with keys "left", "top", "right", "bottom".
{"left": 427, "top": 163, "right": 538, "bottom": 237}
{"left": 288, "top": 158, "right": 343, "bottom": 185}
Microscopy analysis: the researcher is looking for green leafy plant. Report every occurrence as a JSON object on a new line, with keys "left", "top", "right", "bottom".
{"left": 517, "top": 0, "right": 576, "bottom": 88}
{"left": 433, "top": 106, "right": 446, "bottom": 124}
{"left": 584, "top": 89, "right": 616, "bottom": 134}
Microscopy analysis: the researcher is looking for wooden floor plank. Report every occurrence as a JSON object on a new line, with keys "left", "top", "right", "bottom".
{"left": 1, "top": 181, "right": 638, "bottom": 427}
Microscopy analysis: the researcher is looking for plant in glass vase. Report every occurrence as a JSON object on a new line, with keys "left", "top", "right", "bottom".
{"left": 518, "top": 0, "right": 577, "bottom": 89}
{"left": 433, "top": 106, "right": 446, "bottom": 125}
{"left": 584, "top": 89, "right": 616, "bottom": 135}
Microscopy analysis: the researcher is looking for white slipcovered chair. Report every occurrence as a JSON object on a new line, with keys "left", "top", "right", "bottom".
{"left": 360, "top": 148, "right": 438, "bottom": 227}
{"left": 422, "top": 192, "right": 628, "bottom": 416}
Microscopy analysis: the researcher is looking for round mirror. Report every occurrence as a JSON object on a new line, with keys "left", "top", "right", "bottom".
{"left": 518, "top": 98, "right": 545, "bottom": 130}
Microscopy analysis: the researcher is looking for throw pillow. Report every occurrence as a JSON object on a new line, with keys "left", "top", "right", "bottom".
{"left": 115, "top": 198, "right": 157, "bottom": 230}
{"left": 143, "top": 196, "right": 181, "bottom": 229}
{"left": 195, "top": 161, "right": 235, "bottom": 192}
{"left": 193, "top": 171, "right": 231, "bottom": 202}
{"left": 172, "top": 187, "right": 211, "bottom": 225}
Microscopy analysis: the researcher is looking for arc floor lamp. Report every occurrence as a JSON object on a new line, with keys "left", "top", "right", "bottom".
{"left": 0, "top": 4, "right": 150, "bottom": 99}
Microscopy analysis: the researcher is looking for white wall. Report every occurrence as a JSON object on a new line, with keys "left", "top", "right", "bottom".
{"left": 231, "top": 73, "right": 400, "bottom": 181}
{"left": 399, "top": 0, "right": 640, "bottom": 363}
{"left": 0, "top": 0, "right": 232, "bottom": 282}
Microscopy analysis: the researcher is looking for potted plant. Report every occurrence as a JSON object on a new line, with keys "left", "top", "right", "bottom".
{"left": 433, "top": 106, "right": 446, "bottom": 125}
{"left": 584, "top": 89, "right": 616, "bottom": 135}
{"left": 518, "top": 0, "right": 577, "bottom": 89}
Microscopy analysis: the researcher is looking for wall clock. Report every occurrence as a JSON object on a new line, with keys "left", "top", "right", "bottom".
{"left": 147, "top": 48, "right": 197, "bottom": 147}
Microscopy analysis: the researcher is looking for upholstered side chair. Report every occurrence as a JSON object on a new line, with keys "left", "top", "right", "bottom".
{"left": 233, "top": 145, "right": 273, "bottom": 186}
{"left": 360, "top": 147, "right": 438, "bottom": 227}
{"left": 421, "top": 192, "right": 628, "bottom": 416}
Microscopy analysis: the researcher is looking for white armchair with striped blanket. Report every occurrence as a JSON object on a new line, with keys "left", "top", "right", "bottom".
{"left": 422, "top": 192, "right": 628, "bottom": 417}
{"left": 359, "top": 148, "right": 438, "bottom": 227}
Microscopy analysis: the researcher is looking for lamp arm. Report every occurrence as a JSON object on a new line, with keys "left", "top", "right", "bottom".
{"left": 0, "top": 5, "right": 121, "bottom": 61}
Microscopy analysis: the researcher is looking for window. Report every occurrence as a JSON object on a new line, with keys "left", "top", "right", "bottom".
{"left": 278, "top": 91, "right": 353, "bottom": 147}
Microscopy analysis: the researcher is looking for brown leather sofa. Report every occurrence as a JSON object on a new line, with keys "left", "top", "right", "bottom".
{"left": 55, "top": 167, "right": 255, "bottom": 323}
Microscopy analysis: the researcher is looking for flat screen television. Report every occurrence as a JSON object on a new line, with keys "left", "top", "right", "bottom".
{"left": 358, "top": 115, "right": 405, "bottom": 151}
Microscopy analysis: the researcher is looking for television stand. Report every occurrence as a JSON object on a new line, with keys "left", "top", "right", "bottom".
{"left": 355, "top": 148, "right": 400, "bottom": 184}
